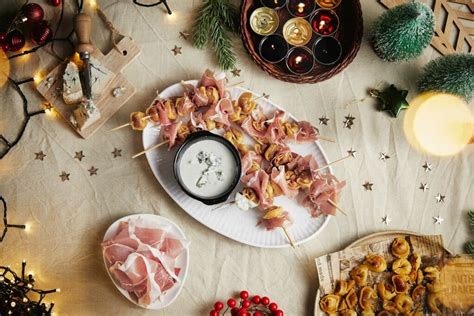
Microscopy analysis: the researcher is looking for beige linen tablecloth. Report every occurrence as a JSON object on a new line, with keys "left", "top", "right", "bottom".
{"left": 0, "top": 1, "right": 472, "bottom": 315}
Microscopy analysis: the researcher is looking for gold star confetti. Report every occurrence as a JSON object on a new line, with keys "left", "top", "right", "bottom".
{"left": 59, "top": 171, "right": 70, "bottom": 182}
{"left": 435, "top": 193, "right": 445, "bottom": 203}
{"left": 34, "top": 151, "right": 46, "bottom": 161}
{"left": 179, "top": 31, "right": 190, "bottom": 40}
{"left": 422, "top": 161, "right": 432, "bottom": 173}
{"left": 262, "top": 93, "right": 270, "bottom": 99}
{"left": 319, "top": 116, "right": 330, "bottom": 125}
{"left": 363, "top": 181, "right": 373, "bottom": 191}
{"left": 433, "top": 215, "right": 444, "bottom": 225}
{"left": 112, "top": 148, "right": 122, "bottom": 158}
{"left": 88, "top": 166, "right": 98, "bottom": 176}
{"left": 343, "top": 114, "right": 355, "bottom": 129}
{"left": 347, "top": 148, "right": 357, "bottom": 158}
{"left": 379, "top": 152, "right": 390, "bottom": 162}
{"left": 231, "top": 68, "right": 241, "bottom": 77}
{"left": 419, "top": 183, "right": 429, "bottom": 192}
{"left": 43, "top": 102, "right": 53, "bottom": 111}
{"left": 381, "top": 215, "right": 392, "bottom": 225}
{"left": 74, "top": 151, "right": 85, "bottom": 161}
{"left": 171, "top": 45, "right": 182, "bottom": 55}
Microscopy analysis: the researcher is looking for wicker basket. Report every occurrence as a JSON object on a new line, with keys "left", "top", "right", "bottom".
{"left": 240, "top": 0, "right": 363, "bottom": 84}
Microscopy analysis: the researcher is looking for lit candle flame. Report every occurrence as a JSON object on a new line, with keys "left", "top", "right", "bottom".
{"left": 298, "top": 3, "right": 305, "bottom": 13}
{"left": 319, "top": 20, "right": 326, "bottom": 29}
{"left": 295, "top": 56, "right": 302, "bottom": 64}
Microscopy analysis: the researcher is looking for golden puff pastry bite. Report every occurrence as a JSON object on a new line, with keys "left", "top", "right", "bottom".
{"left": 359, "top": 286, "right": 378, "bottom": 311}
{"left": 345, "top": 288, "right": 358, "bottom": 310}
{"left": 410, "top": 252, "right": 421, "bottom": 271}
{"left": 427, "top": 293, "right": 442, "bottom": 314}
{"left": 377, "top": 311, "right": 394, "bottom": 316}
{"left": 426, "top": 279, "right": 443, "bottom": 293}
{"left": 364, "top": 254, "right": 387, "bottom": 272}
{"left": 423, "top": 266, "right": 440, "bottom": 281}
{"left": 350, "top": 264, "right": 369, "bottom": 287}
{"left": 392, "top": 274, "right": 410, "bottom": 293}
{"left": 411, "top": 284, "right": 426, "bottom": 303}
{"left": 334, "top": 279, "right": 355, "bottom": 296}
{"left": 393, "top": 293, "right": 414, "bottom": 313}
{"left": 377, "top": 282, "right": 396, "bottom": 300}
{"left": 340, "top": 310, "right": 357, "bottom": 316}
{"left": 392, "top": 258, "right": 412, "bottom": 275}
{"left": 391, "top": 237, "right": 410, "bottom": 258}
{"left": 382, "top": 300, "right": 398, "bottom": 314}
{"left": 319, "top": 294, "right": 339, "bottom": 314}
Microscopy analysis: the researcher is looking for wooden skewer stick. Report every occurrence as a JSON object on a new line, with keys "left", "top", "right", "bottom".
{"left": 318, "top": 135, "right": 336, "bottom": 143}
{"left": 210, "top": 201, "right": 235, "bottom": 212}
{"left": 109, "top": 115, "right": 152, "bottom": 132}
{"left": 328, "top": 199, "right": 347, "bottom": 216}
{"left": 314, "top": 154, "right": 352, "bottom": 172}
{"left": 132, "top": 140, "right": 169, "bottom": 159}
{"left": 282, "top": 226, "right": 296, "bottom": 248}
{"left": 227, "top": 81, "right": 245, "bottom": 88}
{"left": 252, "top": 95, "right": 265, "bottom": 102}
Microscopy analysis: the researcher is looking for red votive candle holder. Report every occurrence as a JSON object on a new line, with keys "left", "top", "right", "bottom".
{"left": 287, "top": 0, "right": 315, "bottom": 18}
{"left": 312, "top": 36, "right": 342, "bottom": 65}
{"left": 261, "top": 0, "right": 287, "bottom": 9}
{"left": 310, "top": 9, "right": 339, "bottom": 36}
{"left": 286, "top": 46, "right": 315, "bottom": 75}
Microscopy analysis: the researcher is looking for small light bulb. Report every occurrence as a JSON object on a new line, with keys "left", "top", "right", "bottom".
{"left": 33, "top": 72, "right": 44, "bottom": 85}
{"left": 56, "top": 288, "right": 61, "bottom": 292}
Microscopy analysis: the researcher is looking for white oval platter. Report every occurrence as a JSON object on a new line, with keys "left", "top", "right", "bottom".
{"left": 102, "top": 213, "right": 189, "bottom": 309}
{"left": 142, "top": 80, "right": 334, "bottom": 248}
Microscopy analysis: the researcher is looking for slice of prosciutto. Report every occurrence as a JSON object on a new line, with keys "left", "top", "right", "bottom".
{"left": 200, "top": 69, "right": 227, "bottom": 99}
{"left": 240, "top": 170, "right": 273, "bottom": 210}
{"left": 301, "top": 173, "right": 346, "bottom": 217}
{"left": 161, "top": 121, "right": 182, "bottom": 150}
{"left": 203, "top": 98, "right": 234, "bottom": 127}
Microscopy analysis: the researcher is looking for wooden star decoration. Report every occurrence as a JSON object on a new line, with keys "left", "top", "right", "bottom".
{"left": 112, "top": 148, "right": 122, "bottom": 158}
{"left": 179, "top": 31, "right": 190, "bottom": 40}
{"left": 363, "top": 181, "right": 374, "bottom": 191}
{"left": 59, "top": 171, "right": 70, "bottom": 182}
{"left": 379, "top": 152, "right": 390, "bottom": 162}
{"left": 347, "top": 148, "right": 357, "bottom": 158}
{"left": 262, "top": 93, "right": 270, "bottom": 99}
{"left": 422, "top": 162, "right": 432, "bottom": 173}
{"left": 88, "top": 166, "right": 98, "bottom": 176}
{"left": 419, "top": 183, "right": 429, "bottom": 192}
{"left": 435, "top": 193, "right": 445, "bottom": 203}
{"left": 373, "top": 84, "right": 409, "bottom": 118}
{"left": 231, "top": 68, "right": 241, "bottom": 77}
{"left": 433, "top": 215, "right": 444, "bottom": 225}
{"left": 34, "top": 151, "right": 46, "bottom": 161}
{"left": 171, "top": 45, "right": 182, "bottom": 55}
{"left": 319, "top": 116, "right": 330, "bottom": 125}
{"left": 381, "top": 215, "right": 392, "bottom": 225}
{"left": 74, "top": 151, "right": 85, "bottom": 161}
{"left": 343, "top": 114, "right": 355, "bottom": 129}
{"left": 43, "top": 102, "right": 52, "bottom": 111}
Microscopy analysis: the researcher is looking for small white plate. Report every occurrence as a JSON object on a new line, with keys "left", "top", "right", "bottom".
{"left": 102, "top": 214, "right": 189, "bottom": 309}
{"left": 142, "top": 80, "right": 334, "bottom": 248}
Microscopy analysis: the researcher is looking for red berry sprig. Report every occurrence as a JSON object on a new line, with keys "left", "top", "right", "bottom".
{"left": 209, "top": 290, "right": 284, "bottom": 316}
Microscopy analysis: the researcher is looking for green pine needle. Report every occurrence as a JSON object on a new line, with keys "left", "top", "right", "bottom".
{"left": 192, "top": 0, "right": 238, "bottom": 70}
{"left": 468, "top": 210, "right": 474, "bottom": 233}
{"left": 465, "top": 240, "right": 474, "bottom": 255}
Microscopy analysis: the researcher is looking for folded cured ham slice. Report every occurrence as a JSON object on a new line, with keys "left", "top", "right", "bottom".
{"left": 203, "top": 98, "right": 234, "bottom": 127}
{"left": 102, "top": 217, "right": 188, "bottom": 308}
{"left": 301, "top": 173, "right": 346, "bottom": 217}
{"left": 241, "top": 170, "right": 273, "bottom": 210}
{"left": 161, "top": 121, "right": 182, "bottom": 150}
{"left": 200, "top": 69, "right": 227, "bottom": 99}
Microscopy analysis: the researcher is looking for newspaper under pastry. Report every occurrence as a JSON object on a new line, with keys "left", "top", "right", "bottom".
{"left": 70, "top": 99, "right": 100, "bottom": 131}
{"left": 314, "top": 235, "right": 474, "bottom": 315}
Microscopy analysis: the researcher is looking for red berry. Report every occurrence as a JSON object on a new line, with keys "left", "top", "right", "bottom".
{"left": 273, "top": 310, "right": 284, "bottom": 316}
{"left": 214, "top": 301, "right": 224, "bottom": 310}
{"left": 269, "top": 302, "right": 278, "bottom": 311}
{"left": 238, "top": 308, "right": 249, "bottom": 316}
{"left": 242, "top": 300, "right": 251, "bottom": 308}
{"left": 261, "top": 296, "right": 270, "bottom": 305}
{"left": 239, "top": 290, "right": 249, "bottom": 299}
{"left": 227, "top": 298, "right": 237, "bottom": 308}
{"left": 209, "top": 310, "right": 219, "bottom": 316}
{"left": 51, "top": 0, "right": 61, "bottom": 6}
{"left": 251, "top": 295, "right": 260, "bottom": 304}
{"left": 253, "top": 312, "right": 262, "bottom": 316}
{"left": 231, "top": 307, "right": 240, "bottom": 316}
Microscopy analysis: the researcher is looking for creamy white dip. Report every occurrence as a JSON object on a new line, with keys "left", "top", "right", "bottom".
{"left": 178, "top": 139, "right": 237, "bottom": 198}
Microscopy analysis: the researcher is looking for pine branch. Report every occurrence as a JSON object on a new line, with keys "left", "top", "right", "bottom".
{"left": 468, "top": 210, "right": 474, "bottom": 233}
{"left": 465, "top": 240, "right": 474, "bottom": 255}
{"left": 192, "top": 0, "right": 213, "bottom": 49}
{"left": 209, "top": 14, "right": 236, "bottom": 70}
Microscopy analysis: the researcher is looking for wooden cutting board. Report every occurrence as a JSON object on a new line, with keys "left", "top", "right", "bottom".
{"left": 36, "top": 37, "right": 140, "bottom": 139}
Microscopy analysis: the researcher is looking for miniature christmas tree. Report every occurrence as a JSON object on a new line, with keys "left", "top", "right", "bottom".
{"left": 418, "top": 53, "right": 474, "bottom": 101}
{"left": 372, "top": 2, "right": 434, "bottom": 62}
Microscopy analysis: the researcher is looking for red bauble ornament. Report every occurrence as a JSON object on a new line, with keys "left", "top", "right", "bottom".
{"left": 6, "top": 30, "right": 25, "bottom": 52}
{"left": 51, "top": 0, "right": 61, "bottom": 6}
{"left": 21, "top": 3, "right": 44, "bottom": 24}
{"left": 0, "top": 32, "right": 9, "bottom": 52}
{"left": 30, "top": 21, "right": 53, "bottom": 45}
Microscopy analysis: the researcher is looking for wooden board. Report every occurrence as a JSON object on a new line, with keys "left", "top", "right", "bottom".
{"left": 379, "top": 0, "right": 474, "bottom": 55}
{"left": 36, "top": 37, "right": 141, "bottom": 139}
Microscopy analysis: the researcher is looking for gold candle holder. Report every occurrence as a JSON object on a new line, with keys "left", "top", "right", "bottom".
{"left": 316, "top": 0, "right": 342, "bottom": 9}
{"left": 282, "top": 18, "right": 312, "bottom": 46}
{"left": 250, "top": 7, "right": 279, "bottom": 36}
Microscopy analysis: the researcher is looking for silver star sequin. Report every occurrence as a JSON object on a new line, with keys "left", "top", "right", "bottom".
{"left": 435, "top": 193, "right": 445, "bottom": 203}
{"left": 347, "top": 148, "right": 357, "bottom": 158}
{"left": 419, "top": 183, "right": 429, "bottom": 192}
{"left": 422, "top": 162, "right": 432, "bottom": 173}
{"left": 319, "top": 116, "right": 330, "bottom": 125}
{"left": 381, "top": 215, "right": 392, "bottom": 225}
{"left": 343, "top": 114, "right": 355, "bottom": 129}
{"left": 379, "top": 152, "right": 390, "bottom": 162}
{"left": 433, "top": 215, "right": 444, "bottom": 225}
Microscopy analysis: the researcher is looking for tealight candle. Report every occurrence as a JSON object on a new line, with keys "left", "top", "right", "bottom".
{"left": 310, "top": 9, "right": 339, "bottom": 36}
{"left": 315, "top": 0, "right": 342, "bottom": 9}
{"left": 286, "top": 46, "right": 314, "bottom": 75}
{"left": 287, "top": 0, "right": 315, "bottom": 18}
{"left": 250, "top": 7, "right": 280, "bottom": 36}
{"left": 261, "top": 0, "right": 287, "bottom": 9}
{"left": 312, "top": 36, "right": 342, "bottom": 65}
{"left": 283, "top": 18, "right": 312, "bottom": 46}
{"left": 259, "top": 34, "right": 289, "bottom": 63}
